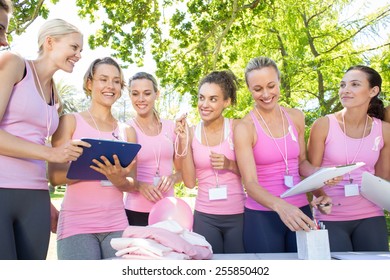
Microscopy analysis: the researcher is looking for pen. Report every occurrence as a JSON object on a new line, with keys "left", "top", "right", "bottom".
{"left": 317, "top": 220, "right": 326, "bottom": 230}
{"left": 317, "top": 203, "right": 341, "bottom": 208}
{"left": 313, "top": 218, "right": 319, "bottom": 229}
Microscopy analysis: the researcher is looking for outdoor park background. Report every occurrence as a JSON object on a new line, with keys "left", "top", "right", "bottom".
{"left": 5, "top": 0, "right": 390, "bottom": 258}
{"left": 8, "top": 0, "right": 390, "bottom": 126}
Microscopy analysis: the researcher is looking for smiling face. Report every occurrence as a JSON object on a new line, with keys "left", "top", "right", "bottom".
{"left": 129, "top": 78, "right": 159, "bottom": 117}
{"left": 198, "top": 82, "right": 230, "bottom": 122}
{"left": 87, "top": 63, "right": 122, "bottom": 106}
{"left": 339, "top": 70, "right": 378, "bottom": 109}
{"left": 246, "top": 66, "right": 281, "bottom": 111}
{"left": 48, "top": 32, "right": 83, "bottom": 73}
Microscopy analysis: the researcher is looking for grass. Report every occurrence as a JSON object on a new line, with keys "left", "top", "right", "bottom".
{"left": 50, "top": 186, "right": 66, "bottom": 200}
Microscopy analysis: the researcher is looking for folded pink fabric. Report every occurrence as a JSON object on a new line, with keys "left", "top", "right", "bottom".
{"left": 111, "top": 220, "right": 213, "bottom": 260}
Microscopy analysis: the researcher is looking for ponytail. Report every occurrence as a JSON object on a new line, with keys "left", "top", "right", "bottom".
{"left": 368, "top": 95, "right": 385, "bottom": 120}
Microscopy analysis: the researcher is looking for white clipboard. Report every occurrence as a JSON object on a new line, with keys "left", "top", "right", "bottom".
{"left": 361, "top": 172, "right": 390, "bottom": 211}
{"left": 280, "top": 162, "right": 366, "bottom": 198}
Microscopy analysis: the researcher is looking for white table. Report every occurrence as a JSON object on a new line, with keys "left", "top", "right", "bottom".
{"left": 212, "top": 251, "right": 390, "bottom": 260}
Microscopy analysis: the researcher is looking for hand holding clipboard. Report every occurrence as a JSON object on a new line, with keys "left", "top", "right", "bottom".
{"left": 280, "top": 162, "right": 366, "bottom": 198}
{"left": 67, "top": 138, "right": 141, "bottom": 181}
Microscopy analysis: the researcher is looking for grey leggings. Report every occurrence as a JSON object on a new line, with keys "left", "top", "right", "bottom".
{"left": 193, "top": 210, "right": 245, "bottom": 254}
{"left": 57, "top": 231, "right": 123, "bottom": 260}
{"left": 0, "top": 188, "right": 51, "bottom": 260}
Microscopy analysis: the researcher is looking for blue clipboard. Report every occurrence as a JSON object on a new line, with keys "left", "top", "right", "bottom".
{"left": 66, "top": 138, "right": 141, "bottom": 180}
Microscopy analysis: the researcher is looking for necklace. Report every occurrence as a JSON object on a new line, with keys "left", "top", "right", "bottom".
{"left": 254, "top": 105, "right": 289, "bottom": 174}
{"left": 87, "top": 109, "right": 118, "bottom": 140}
{"left": 133, "top": 117, "right": 161, "bottom": 136}
{"left": 133, "top": 117, "right": 162, "bottom": 179}
{"left": 202, "top": 119, "right": 225, "bottom": 187}
{"left": 31, "top": 61, "right": 52, "bottom": 143}
{"left": 342, "top": 112, "right": 368, "bottom": 183}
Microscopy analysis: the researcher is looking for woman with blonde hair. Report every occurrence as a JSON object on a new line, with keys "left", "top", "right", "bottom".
{"left": 0, "top": 18, "right": 86, "bottom": 260}
{"left": 234, "top": 56, "right": 331, "bottom": 253}
{"left": 124, "top": 72, "right": 182, "bottom": 226}
{"left": 49, "top": 57, "right": 137, "bottom": 260}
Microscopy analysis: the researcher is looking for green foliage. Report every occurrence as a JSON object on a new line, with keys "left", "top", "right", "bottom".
{"left": 49, "top": 185, "right": 66, "bottom": 199}
{"left": 55, "top": 79, "right": 89, "bottom": 115}
{"left": 9, "top": 0, "right": 390, "bottom": 124}
{"left": 174, "top": 182, "right": 197, "bottom": 198}
{"left": 386, "top": 211, "right": 390, "bottom": 244}
{"left": 8, "top": 0, "right": 59, "bottom": 37}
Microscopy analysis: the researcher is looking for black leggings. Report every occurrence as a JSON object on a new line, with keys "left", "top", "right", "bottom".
{"left": 322, "top": 216, "right": 389, "bottom": 252}
{"left": 125, "top": 209, "right": 149, "bottom": 226}
{"left": 243, "top": 205, "right": 312, "bottom": 253}
{"left": 0, "top": 188, "right": 51, "bottom": 260}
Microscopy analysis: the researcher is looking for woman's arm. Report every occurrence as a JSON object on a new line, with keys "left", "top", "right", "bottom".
{"left": 0, "top": 53, "right": 55, "bottom": 161}
{"left": 375, "top": 121, "right": 390, "bottom": 180}
{"left": 234, "top": 115, "right": 316, "bottom": 231}
{"left": 287, "top": 108, "right": 320, "bottom": 178}
{"left": 175, "top": 117, "right": 197, "bottom": 189}
{"left": 234, "top": 118, "right": 281, "bottom": 210}
{"left": 384, "top": 106, "right": 390, "bottom": 123}
{"left": 48, "top": 114, "right": 79, "bottom": 186}
{"left": 307, "top": 116, "right": 329, "bottom": 168}
{"left": 306, "top": 116, "right": 334, "bottom": 212}
{"left": 0, "top": 53, "right": 88, "bottom": 163}
{"left": 209, "top": 118, "right": 240, "bottom": 175}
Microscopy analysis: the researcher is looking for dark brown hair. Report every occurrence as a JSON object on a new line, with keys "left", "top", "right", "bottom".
{"left": 198, "top": 70, "right": 239, "bottom": 105}
{"left": 346, "top": 65, "right": 385, "bottom": 120}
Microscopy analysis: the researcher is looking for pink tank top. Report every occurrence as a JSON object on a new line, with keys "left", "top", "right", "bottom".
{"left": 192, "top": 118, "right": 246, "bottom": 215}
{"left": 314, "top": 114, "right": 384, "bottom": 221}
{"left": 245, "top": 108, "right": 308, "bottom": 211}
{"left": 0, "top": 60, "right": 59, "bottom": 190}
{"left": 57, "top": 113, "right": 128, "bottom": 240}
{"left": 124, "top": 119, "right": 176, "bottom": 212}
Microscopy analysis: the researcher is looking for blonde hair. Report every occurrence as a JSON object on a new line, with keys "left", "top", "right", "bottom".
{"left": 83, "top": 57, "right": 125, "bottom": 97}
{"left": 37, "top": 19, "right": 82, "bottom": 55}
{"left": 128, "top": 72, "right": 161, "bottom": 122}
{"left": 244, "top": 56, "right": 281, "bottom": 86}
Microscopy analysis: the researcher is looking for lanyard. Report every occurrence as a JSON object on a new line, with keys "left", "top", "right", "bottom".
{"left": 87, "top": 109, "right": 118, "bottom": 140}
{"left": 202, "top": 119, "right": 225, "bottom": 187}
{"left": 254, "top": 105, "right": 289, "bottom": 175}
{"left": 31, "top": 61, "right": 52, "bottom": 142}
{"left": 342, "top": 113, "right": 368, "bottom": 183}
{"left": 133, "top": 117, "right": 162, "bottom": 176}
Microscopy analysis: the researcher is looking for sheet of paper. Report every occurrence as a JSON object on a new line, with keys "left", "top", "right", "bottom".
{"left": 361, "top": 172, "right": 390, "bottom": 211}
{"left": 280, "top": 162, "right": 365, "bottom": 198}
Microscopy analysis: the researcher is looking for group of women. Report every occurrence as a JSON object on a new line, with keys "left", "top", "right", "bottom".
{"left": 0, "top": 13, "right": 389, "bottom": 260}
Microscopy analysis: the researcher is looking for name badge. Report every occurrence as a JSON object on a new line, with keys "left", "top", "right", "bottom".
{"left": 209, "top": 185, "right": 227, "bottom": 201}
{"left": 100, "top": 180, "right": 113, "bottom": 187}
{"left": 284, "top": 175, "right": 294, "bottom": 188}
{"left": 344, "top": 184, "right": 359, "bottom": 197}
{"left": 153, "top": 176, "right": 161, "bottom": 187}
